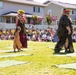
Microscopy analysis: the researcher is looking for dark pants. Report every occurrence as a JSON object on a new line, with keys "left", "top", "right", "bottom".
{"left": 54, "top": 35, "right": 66, "bottom": 53}
{"left": 54, "top": 34, "right": 74, "bottom": 53}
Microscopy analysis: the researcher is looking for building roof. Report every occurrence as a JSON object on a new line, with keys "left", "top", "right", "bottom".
{"left": 1, "top": 11, "right": 33, "bottom": 17}
{"left": 44, "top": 0, "right": 76, "bottom": 9}
{"left": 1, "top": 11, "right": 42, "bottom": 18}
{"left": 2, "top": 0, "right": 45, "bottom": 6}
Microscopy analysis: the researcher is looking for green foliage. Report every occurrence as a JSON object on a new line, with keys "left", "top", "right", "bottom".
{"left": 46, "top": 14, "right": 57, "bottom": 25}
{"left": 46, "top": 14, "right": 52, "bottom": 25}
{"left": 31, "top": 15, "right": 43, "bottom": 25}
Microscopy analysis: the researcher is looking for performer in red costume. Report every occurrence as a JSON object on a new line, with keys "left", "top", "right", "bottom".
{"left": 16, "top": 10, "right": 27, "bottom": 48}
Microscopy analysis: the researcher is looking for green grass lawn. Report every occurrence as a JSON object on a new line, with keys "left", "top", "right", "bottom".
{"left": 0, "top": 40, "right": 76, "bottom": 75}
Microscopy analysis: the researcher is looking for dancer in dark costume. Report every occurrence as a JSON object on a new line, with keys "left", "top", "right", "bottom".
{"left": 54, "top": 9, "right": 74, "bottom": 53}
{"left": 16, "top": 10, "right": 27, "bottom": 48}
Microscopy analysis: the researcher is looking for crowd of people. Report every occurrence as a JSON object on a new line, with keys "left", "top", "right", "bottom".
{"left": 26, "top": 26, "right": 57, "bottom": 42}
{"left": 0, "top": 27, "right": 57, "bottom": 42}
{"left": 0, "top": 30, "right": 14, "bottom": 40}
{"left": 0, "top": 26, "right": 76, "bottom": 42}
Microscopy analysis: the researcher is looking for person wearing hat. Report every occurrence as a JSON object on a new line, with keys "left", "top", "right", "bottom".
{"left": 16, "top": 9, "right": 27, "bottom": 48}
{"left": 54, "top": 9, "right": 74, "bottom": 53}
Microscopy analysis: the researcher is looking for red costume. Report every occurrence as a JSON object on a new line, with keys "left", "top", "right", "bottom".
{"left": 17, "top": 15, "right": 27, "bottom": 48}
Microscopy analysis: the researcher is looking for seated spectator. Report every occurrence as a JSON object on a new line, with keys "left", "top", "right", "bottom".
{"left": 41, "top": 33, "right": 47, "bottom": 41}
{"left": 0, "top": 30, "right": 2, "bottom": 36}
{"left": 0, "top": 36, "right": 1, "bottom": 40}
{"left": 72, "top": 34, "right": 76, "bottom": 42}
{"left": 27, "top": 34, "right": 30, "bottom": 41}
{"left": 1, "top": 33, "right": 6, "bottom": 40}
{"left": 36, "top": 33, "right": 41, "bottom": 41}
{"left": 52, "top": 33, "right": 58, "bottom": 42}
{"left": 46, "top": 33, "right": 52, "bottom": 42}
{"left": 32, "top": 32, "right": 36, "bottom": 41}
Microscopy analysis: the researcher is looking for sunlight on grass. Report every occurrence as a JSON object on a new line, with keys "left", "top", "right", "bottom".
{"left": 0, "top": 40, "right": 76, "bottom": 75}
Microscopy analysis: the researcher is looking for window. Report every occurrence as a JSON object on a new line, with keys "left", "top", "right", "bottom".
{"left": 0, "top": 17, "right": 2, "bottom": 22}
{"left": 72, "top": 10, "right": 76, "bottom": 14}
{"left": 56, "top": 20, "right": 59, "bottom": 25}
{"left": 33, "top": 7, "right": 41, "bottom": 13}
{"left": 12, "top": 17, "right": 16, "bottom": 23}
{"left": 48, "top": 10, "right": 52, "bottom": 15}
{"left": 69, "top": 10, "right": 76, "bottom": 15}
{"left": 33, "top": 7, "right": 35, "bottom": 12}
{"left": 72, "top": 10, "right": 74, "bottom": 14}
{"left": 6, "top": 17, "right": 10, "bottom": 23}
{"left": 38, "top": 7, "right": 40, "bottom": 12}
{"left": 0, "top": 1, "right": 3, "bottom": 8}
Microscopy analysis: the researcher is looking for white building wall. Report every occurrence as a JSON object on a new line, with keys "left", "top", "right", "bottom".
{"left": 0, "top": 1, "right": 44, "bottom": 17}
